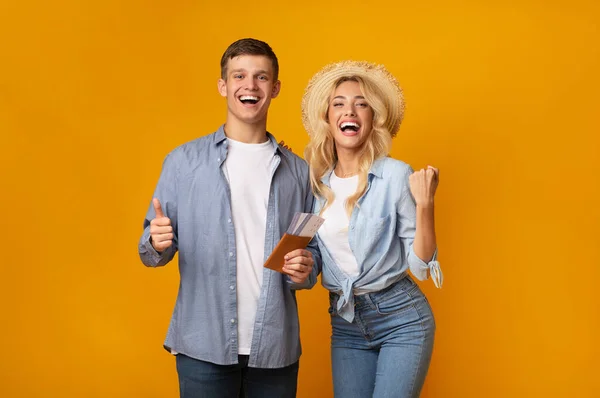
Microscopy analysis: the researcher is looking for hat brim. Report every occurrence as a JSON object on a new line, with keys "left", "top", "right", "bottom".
{"left": 301, "top": 60, "right": 405, "bottom": 138}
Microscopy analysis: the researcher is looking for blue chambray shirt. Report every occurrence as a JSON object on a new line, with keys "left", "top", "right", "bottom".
{"left": 138, "top": 125, "right": 321, "bottom": 368}
{"left": 313, "top": 157, "right": 440, "bottom": 323}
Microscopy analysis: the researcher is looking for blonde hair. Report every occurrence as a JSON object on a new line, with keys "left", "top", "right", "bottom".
{"left": 304, "top": 76, "right": 393, "bottom": 217}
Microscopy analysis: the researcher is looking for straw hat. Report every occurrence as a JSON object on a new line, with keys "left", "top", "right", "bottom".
{"left": 301, "top": 60, "right": 405, "bottom": 138}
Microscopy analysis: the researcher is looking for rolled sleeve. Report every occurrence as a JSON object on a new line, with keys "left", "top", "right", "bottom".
{"left": 408, "top": 247, "right": 443, "bottom": 287}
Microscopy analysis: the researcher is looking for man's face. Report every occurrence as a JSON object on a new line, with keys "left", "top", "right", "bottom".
{"left": 218, "top": 55, "right": 280, "bottom": 126}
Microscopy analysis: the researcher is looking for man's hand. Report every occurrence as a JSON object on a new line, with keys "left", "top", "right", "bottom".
{"left": 278, "top": 140, "right": 293, "bottom": 152}
{"left": 282, "top": 249, "right": 313, "bottom": 284}
{"left": 150, "top": 198, "right": 173, "bottom": 253}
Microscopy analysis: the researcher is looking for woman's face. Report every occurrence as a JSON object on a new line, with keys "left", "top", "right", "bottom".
{"left": 327, "top": 80, "right": 374, "bottom": 154}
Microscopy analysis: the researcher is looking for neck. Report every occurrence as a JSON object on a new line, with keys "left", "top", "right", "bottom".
{"left": 224, "top": 118, "right": 269, "bottom": 144}
{"left": 335, "top": 148, "right": 361, "bottom": 177}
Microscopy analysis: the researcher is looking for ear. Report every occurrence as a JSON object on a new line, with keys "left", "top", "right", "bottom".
{"left": 217, "top": 78, "right": 227, "bottom": 97}
{"left": 271, "top": 80, "right": 281, "bottom": 99}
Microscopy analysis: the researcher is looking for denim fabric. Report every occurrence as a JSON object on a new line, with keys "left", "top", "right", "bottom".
{"left": 176, "top": 354, "right": 299, "bottom": 398}
{"left": 314, "top": 157, "right": 441, "bottom": 323}
{"left": 329, "top": 276, "right": 435, "bottom": 398}
{"left": 138, "top": 125, "right": 321, "bottom": 368}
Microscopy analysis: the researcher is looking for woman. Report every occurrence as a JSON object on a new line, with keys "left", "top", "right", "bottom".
{"left": 302, "top": 61, "right": 443, "bottom": 398}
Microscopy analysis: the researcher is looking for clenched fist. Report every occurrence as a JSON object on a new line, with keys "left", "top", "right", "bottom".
{"left": 409, "top": 166, "right": 439, "bottom": 207}
{"left": 150, "top": 198, "right": 173, "bottom": 253}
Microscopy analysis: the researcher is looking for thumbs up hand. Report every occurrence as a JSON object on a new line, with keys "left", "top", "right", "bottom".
{"left": 150, "top": 198, "right": 173, "bottom": 253}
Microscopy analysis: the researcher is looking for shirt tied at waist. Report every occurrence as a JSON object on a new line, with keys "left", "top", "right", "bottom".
{"left": 333, "top": 258, "right": 443, "bottom": 323}
{"left": 336, "top": 278, "right": 357, "bottom": 323}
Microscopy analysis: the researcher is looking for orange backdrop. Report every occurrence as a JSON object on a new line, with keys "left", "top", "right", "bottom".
{"left": 1, "top": 0, "right": 599, "bottom": 397}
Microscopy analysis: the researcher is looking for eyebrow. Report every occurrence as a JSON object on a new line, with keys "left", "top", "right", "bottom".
{"left": 230, "top": 69, "right": 270, "bottom": 76}
{"left": 332, "top": 95, "right": 366, "bottom": 100}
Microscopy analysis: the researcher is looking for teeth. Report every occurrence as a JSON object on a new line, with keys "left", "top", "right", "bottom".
{"left": 240, "top": 96, "right": 259, "bottom": 101}
{"left": 340, "top": 122, "right": 360, "bottom": 129}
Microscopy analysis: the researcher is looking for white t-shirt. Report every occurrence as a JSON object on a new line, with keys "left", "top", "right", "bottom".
{"left": 319, "top": 172, "right": 361, "bottom": 277}
{"left": 222, "top": 137, "right": 276, "bottom": 355}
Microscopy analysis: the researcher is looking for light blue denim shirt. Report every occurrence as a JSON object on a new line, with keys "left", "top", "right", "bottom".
{"left": 314, "top": 157, "right": 441, "bottom": 323}
{"left": 138, "top": 125, "right": 321, "bottom": 368}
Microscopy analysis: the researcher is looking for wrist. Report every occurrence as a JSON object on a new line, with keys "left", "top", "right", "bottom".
{"left": 149, "top": 235, "right": 163, "bottom": 254}
{"left": 416, "top": 200, "right": 435, "bottom": 209}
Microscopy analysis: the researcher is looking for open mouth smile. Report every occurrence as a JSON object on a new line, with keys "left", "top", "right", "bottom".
{"left": 239, "top": 95, "right": 260, "bottom": 106}
{"left": 339, "top": 121, "right": 361, "bottom": 136}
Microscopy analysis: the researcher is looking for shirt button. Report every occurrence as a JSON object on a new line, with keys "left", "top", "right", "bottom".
{"left": 229, "top": 252, "right": 233, "bottom": 257}
{"left": 217, "top": 158, "right": 221, "bottom": 162}
{"left": 231, "top": 319, "right": 235, "bottom": 324}
{"left": 350, "top": 225, "right": 355, "bottom": 230}
{"left": 228, "top": 218, "right": 231, "bottom": 223}
{"left": 229, "top": 285, "right": 234, "bottom": 290}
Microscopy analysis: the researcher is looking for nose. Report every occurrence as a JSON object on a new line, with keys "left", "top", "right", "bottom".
{"left": 245, "top": 78, "right": 259, "bottom": 91}
{"left": 344, "top": 105, "right": 356, "bottom": 117}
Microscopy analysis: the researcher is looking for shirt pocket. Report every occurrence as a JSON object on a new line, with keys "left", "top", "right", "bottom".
{"left": 354, "top": 212, "right": 395, "bottom": 247}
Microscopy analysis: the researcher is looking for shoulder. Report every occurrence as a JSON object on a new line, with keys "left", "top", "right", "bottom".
{"left": 278, "top": 147, "right": 310, "bottom": 179}
{"left": 163, "top": 131, "right": 219, "bottom": 164}
{"left": 370, "top": 157, "right": 414, "bottom": 202}
{"left": 375, "top": 157, "right": 413, "bottom": 181}
{"left": 175, "top": 133, "right": 216, "bottom": 154}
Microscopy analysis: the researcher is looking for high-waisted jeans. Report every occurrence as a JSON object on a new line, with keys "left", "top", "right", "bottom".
{"left": 329, "top": 275, "right": 436, "bottom": 398}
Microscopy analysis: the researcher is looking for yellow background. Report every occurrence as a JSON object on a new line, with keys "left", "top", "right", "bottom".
{"left": 1, "top": 0, "right": 599, "bottom": 397}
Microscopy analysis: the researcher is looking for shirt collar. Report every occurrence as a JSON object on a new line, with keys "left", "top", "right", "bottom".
{"left": 214, "top": 124, "right": 281, "bottom": 154}
{"left": 320, "top": 156, "right": 386, "bottom": 185}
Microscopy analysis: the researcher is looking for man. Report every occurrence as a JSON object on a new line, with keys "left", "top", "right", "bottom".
{"left": 138, "top": 38, "right": 320, "bottom": 398}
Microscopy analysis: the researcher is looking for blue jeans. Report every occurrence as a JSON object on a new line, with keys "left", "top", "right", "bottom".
{"left": 329, "top": 276, "right": 436, "bottom": 398}
{"left": 175, "top": 354, "right": 299, "bottom": 398}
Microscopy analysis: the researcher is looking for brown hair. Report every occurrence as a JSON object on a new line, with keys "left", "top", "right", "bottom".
{"left": 220, "top": 38, "right": 279, "bottom": 81}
